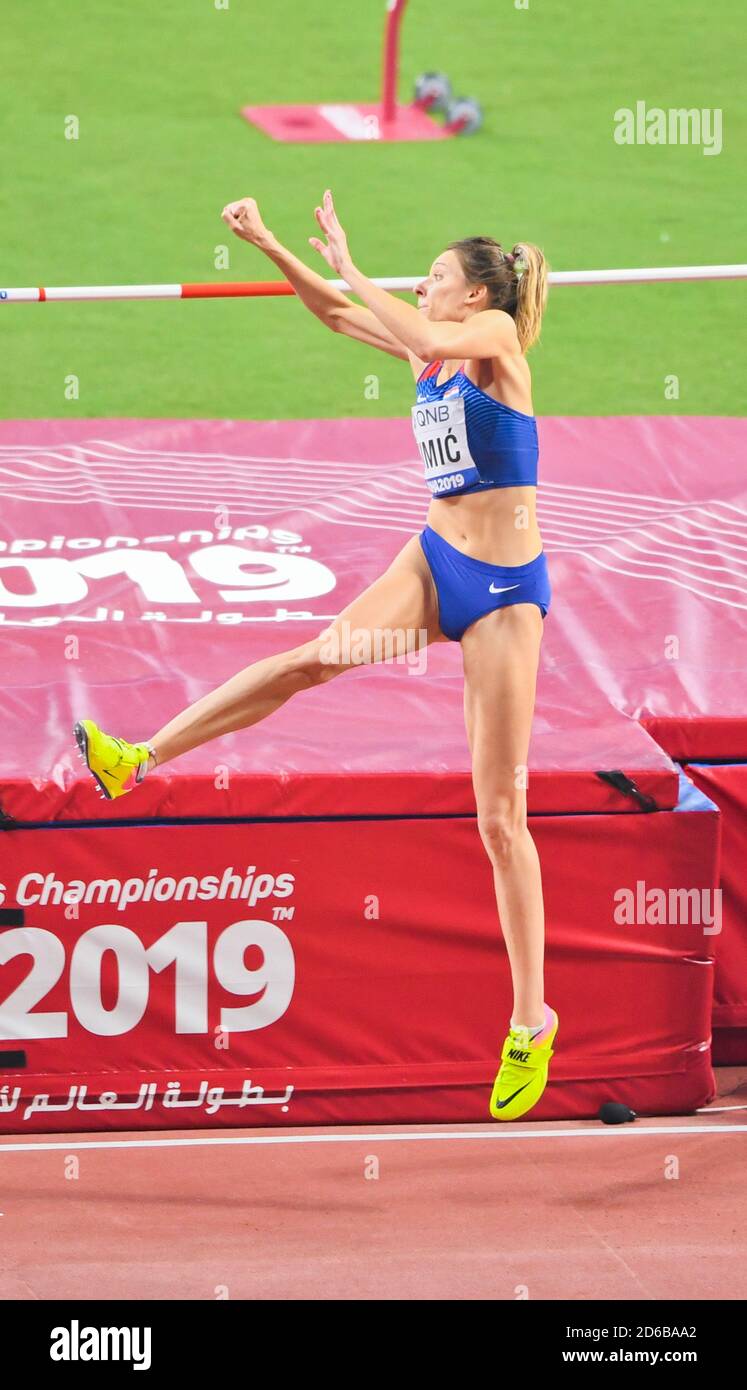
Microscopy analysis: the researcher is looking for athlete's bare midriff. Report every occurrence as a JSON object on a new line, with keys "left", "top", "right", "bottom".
{"left": 421, "top": 353, "right": 543, "bottom": 566}
{"left": 426, "top": 486, "right": 542, "bottom": 566}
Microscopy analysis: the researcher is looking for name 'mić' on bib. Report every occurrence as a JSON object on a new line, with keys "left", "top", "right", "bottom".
{"left": 411, "top": 395, "right": 481, "bottom": 496}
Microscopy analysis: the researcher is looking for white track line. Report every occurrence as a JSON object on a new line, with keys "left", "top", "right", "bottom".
{"left": 697, "top": 1104, "right": 747, "bottom": 1113}
{"left": 0, "top": 1124, "right": 745, "bottom": 1154}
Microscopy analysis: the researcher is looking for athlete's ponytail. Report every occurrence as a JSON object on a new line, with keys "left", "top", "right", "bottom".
{"left": 511, "top": 242, "right": 548, "bottom": 352}
{"left": 446, "top": 236, "right": 549, "bottom": 352}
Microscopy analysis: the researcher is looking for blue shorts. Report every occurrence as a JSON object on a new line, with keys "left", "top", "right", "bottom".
{"left": 419, "top": 525, "right": 551, "bottom": 642}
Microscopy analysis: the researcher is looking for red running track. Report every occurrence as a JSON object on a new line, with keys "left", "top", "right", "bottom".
{"left": 0, "top": 1068, "right": 745, "bottom": 1301}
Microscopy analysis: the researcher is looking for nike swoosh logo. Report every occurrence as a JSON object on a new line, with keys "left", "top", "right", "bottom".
{"left": 493, "top": 1082, "right": 531, "bottom": 1109}
{"left": 488, "top": 582, "right": 521, "bottom": 594}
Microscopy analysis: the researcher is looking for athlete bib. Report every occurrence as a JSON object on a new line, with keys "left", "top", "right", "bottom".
{"left": 411, "top": 394, "right": 481, "bottom": 495}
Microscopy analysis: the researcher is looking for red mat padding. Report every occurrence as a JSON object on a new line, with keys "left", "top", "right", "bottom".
{"left": 0, "top": 414, "right": 744, "bottom": 815}
{"left": 6, "top": 414, "right": 739, "bottom": 818}
{"left": 684, "top": 763, "right": 747, "bottom": 1064}
{"left": 0, "top": 777, "right": 718, "bottom": 1133}
{"left": 0, "top": 415, "right": 740, "bottom": 1125}
{"left": 538, "top": 415, "right": 747, "bottom": 760}
{"left": 0, "top": 659, "right": 678, "bottom": 822}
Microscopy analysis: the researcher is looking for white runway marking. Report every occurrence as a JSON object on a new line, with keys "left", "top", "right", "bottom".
{"left": 0, "top": 1123, "right": 745, "bottom": 1154}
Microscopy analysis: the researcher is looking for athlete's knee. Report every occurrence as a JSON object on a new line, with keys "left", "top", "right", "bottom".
{"left": 477, "top": 799, "right": 527, "bottom": 867}
{"left": 282, "top": 638, "right": 342, "bottom": 690}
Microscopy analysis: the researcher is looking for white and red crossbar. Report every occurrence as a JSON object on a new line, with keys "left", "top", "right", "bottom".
{"left": 1, "top": 265, "right": 746, "bottom": 304}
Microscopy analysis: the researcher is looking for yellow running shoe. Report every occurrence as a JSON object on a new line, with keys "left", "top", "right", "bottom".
{"left": 73, "top": 719, "right": 152, "bottom": 800}
{"left": 489, "top": 1007, "right": 559, "bottom": 1121}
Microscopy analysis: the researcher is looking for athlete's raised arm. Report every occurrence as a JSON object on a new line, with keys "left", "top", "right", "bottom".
{"left": 221, "top": 196, "right": 410, "bottom": 362}
{"left": 310, "top": 189, "right": 516, "bottom": 363}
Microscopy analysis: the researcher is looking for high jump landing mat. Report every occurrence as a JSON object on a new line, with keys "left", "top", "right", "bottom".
{"left": 1, "top": 413, "right": 745, "bottom": 1133}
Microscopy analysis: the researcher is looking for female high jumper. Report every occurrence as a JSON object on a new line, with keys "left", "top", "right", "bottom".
{"left": 74, "top": 190, "right": 558, "bottom": 1121}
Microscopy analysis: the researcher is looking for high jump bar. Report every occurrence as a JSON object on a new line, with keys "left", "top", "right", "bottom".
{"left": 1, "top": 264, "right": 746, "bottom": 303}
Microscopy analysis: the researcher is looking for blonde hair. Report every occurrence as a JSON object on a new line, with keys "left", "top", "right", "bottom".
{"left": 445, "top": 236, "right": 549, "bottom": 351}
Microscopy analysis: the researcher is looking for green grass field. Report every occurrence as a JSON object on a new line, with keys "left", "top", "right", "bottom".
{"left": 1, "top": 0, "right": 744, "bottom": 418}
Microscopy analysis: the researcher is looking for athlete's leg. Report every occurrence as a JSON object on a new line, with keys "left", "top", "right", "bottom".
{"left": 145, "top": 535, "right": 442, "bottom": 767}
{"left": 462, "top": 603, "right": 546, "bottom": 1029}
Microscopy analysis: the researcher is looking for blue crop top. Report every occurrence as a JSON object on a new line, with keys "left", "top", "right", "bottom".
{"left": 411, "top": 360, "right": 538, "bottom": 497}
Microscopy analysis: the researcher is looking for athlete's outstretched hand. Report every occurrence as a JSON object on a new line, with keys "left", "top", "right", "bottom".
{"left": 309, "top": 190, "right": 352, "bottom": 275}
{"left": 221, "top": 197, "right": 272, "bottom": 246}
